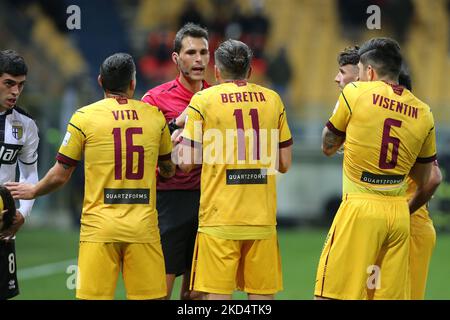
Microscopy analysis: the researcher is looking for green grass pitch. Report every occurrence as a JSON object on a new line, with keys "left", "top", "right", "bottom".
{"left": 12, "top": 227, "right": 450, "bottom": 300}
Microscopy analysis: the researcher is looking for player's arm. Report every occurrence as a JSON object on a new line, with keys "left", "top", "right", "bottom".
{"left": 15, "top": 120, "right": 39, "bottom": 218}
{"left": 3, "top": 161, "right": 41, "bottom": 238}
{"left": 16, "top": 160, "right": 38, "bottom": 218}
{"left": 178, "top": 141, "right": 201, "bottom": 173}
{"left": 321, "top": 126, "right": 345, "bottom": 156}
{"left": 174, "top": 108, "right": 188, "bottom": 127}
{"left": 322, "top": 87, "right": 354, "bottom": 156}
{"left": 6, "top": 161, "right": 75, "bottom": 200}
{"left": 279, "top": 145, "right": 292, "bottom": 173}
{"left": 178, "top": 97, "right": 204, "bottom": 173}
{"left": 158, "top": 159, "right": 175, "bottom": 178}
{"left": 158, "top": 119, "right": 176, "bottom": 179}
{"left": 408, "top": 162, "right": 441, "bottom": 214}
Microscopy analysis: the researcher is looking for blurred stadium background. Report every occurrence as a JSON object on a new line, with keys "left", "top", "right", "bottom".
{"left": 1, "top": 0, "right": 449, "bottom": 299}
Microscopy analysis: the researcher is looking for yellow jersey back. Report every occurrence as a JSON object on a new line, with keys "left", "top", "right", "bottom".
{"left": 327, "top": 81, "right": 437, "bottom": 195}
{"left": 57, "top": 97, "right": 172, "bottom": 242}
{"left": 182, "top": 81, "right": 292, "bottom": 226}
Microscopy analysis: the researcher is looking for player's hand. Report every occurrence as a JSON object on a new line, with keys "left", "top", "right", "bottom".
{"left": 0, "top": 210, "right": 25, "bottom": 241}
{"left": 171, "top": 128, "right": 183, "bottom": 146}
{"left": 4, "top": 182, "right": 36, "bottom": 200}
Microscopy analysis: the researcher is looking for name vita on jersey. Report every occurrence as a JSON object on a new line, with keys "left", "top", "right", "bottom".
{"left": 112, "top": 110, "right": 139, "bottom": 120}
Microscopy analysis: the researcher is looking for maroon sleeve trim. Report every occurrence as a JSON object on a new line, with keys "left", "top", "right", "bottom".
{"left": 416, "top": 154, "right": 437, "bottom": 164}
{"left": 279, "top": 138, "right": 293, "bottom": 148}
{"left": 326, "top": 121, "right": 346, "bottom": 137}
{"left": 56, "top": 153, "right": 78, "bottom": 167}
{"left": 158, "top": 153, "right": 172, "bottom": 161}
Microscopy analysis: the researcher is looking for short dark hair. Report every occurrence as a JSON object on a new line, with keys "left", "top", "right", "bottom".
{"left": 214, "top": 39, "right": 253, "bottom": 79}
{"left": 99, "top": 53, "right": 135, "bottom": 93}
{"left": 398, "top": 66, "right": 412, "bottom": 91}
{"left": 0, "top": 185, "right": 16, "bottom": 231}
{"left": 173, "top": 23, "right": 209, "bottom": 53}
{"left": 0, "top": 50, "right": 28, "bottom": 77}
{"left": 338, "top": 46, "right": 360, "bottom": 66}
{"left": 358, "top": 37, "right": 402, "bottom": 80}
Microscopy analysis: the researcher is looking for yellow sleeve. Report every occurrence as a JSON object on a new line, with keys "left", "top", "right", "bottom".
{"left": 159, "top": 122, "right": 172, "bottom": 160}
{"left": 327, "top": 85, "right": 356, "bottom": 135}
{"left": 277, "top": 95, "right": 293, "bottom": 148}
{"left": 56, "top": 111, "right": 85, "bottom": 166}
{"left": 417, "top": 118, "right": 437, "bottom": 163}
{"left": 181, "top": 93, "right": 204, "bottom": 147}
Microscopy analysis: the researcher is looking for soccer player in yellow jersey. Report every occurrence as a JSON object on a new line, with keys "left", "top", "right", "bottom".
{"left": 388, "top": 70, "right": 441, "bottom": 300}
{"left": 6, "top": 53, "right": 175, "bottom": 300}
{"left": 332, "top": 46, "right": 442, "bottom": 300}
{"left": 315, "top": 38, "right": 438, "bottom": 300}
{"left": 334, "top": 46, "right": 360, "bottom": 90}
{"left": 177, "top": 39, "right": 293, "bottom": 300}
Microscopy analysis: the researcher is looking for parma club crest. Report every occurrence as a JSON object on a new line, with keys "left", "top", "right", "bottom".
{"left": 12, "top": 121, "right": 23, "bottom": 140}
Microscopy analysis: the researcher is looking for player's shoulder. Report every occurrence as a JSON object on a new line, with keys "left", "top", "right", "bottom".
{"left": 250, "top": 82, "right": 281, "bottom": 99}
{"left": 189, "top": 85, "right": 217, "bottom": 104}
{"left": 343, "top": 81, "right": 375, "bottom": 94}
{"left": 143, "top": 79, "right": 178, "bottom": 98}
{"left": 13, "top": 106, "right": 35, "bottom": 121}
{"left": 407, "top": 91, "right": 432, "bottom": 113}
{"left": 132, "top": 99, "right": 166, "bottom": 121}
{"left": 133, "top": 98, "right": 161, "bottom": 113}
{"left": 74, "top": 101, "right": 97, "bottom": 115}
{"left": 12, "top": 106, "right": 38, "bottom": 132}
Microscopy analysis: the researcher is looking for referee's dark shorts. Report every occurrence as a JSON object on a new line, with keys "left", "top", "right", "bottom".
{"left": 157, "top": 190, "right": 200, "bottom": 276}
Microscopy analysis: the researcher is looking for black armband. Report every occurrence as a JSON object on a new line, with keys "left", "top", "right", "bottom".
{"left": 168, "top": 119, "right": 180, "bottom": 134}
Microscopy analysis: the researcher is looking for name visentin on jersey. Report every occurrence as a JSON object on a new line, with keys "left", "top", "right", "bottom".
{"left": 372, "top": 94, "right": 418, "bottom": 119}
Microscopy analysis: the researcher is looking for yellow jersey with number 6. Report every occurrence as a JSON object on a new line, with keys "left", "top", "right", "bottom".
{"left": 327, "top": 81, "right": 437, "bottom": 196}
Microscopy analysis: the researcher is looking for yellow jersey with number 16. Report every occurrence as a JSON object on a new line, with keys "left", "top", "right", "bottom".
{"left": 57, "top": 97, "right": 172, "bottom": 243}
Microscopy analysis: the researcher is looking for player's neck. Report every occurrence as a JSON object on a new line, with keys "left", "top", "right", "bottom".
{"left": 178, "top": 74, "right": 203, "bottom": 93}
{"left": 104, "top": 91, "right": 131, "bottom": 99}
{"left": 0, "top": 106, "right": 10, "bottom": 113}
{"left": 376, "top": 76, "right": 398, "bottom": 85}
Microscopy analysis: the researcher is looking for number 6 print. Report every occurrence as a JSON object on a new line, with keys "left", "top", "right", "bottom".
{"left": 379, "top": 118, "right": 402, "bottom": 169}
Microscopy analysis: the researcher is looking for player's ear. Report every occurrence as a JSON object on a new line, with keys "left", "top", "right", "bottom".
{"left": 97, "top": 75, "right": 103, "bottom": 88}
{"left": 172, "top": 52, "right": 179, "bottom": 66}
{"left": 246, "top": 66, "right": 252, "bottom": 80}
{"left": 214, "top": 65, "right": 221, "bottom": 82}
{"left": 368, "top": 65, "right": 376, "bottom": 81}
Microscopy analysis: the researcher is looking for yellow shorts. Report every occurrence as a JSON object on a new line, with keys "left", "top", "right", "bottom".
{"left": 409, "top": 208, "right": 436, "bottom": 300}
{"left": 315, "top": 193, "right": 410, "bottom": 300}
{"left": 190, "top": 232, "right": 283, "bottom": 295}
{"left": 76, "top": 242, "right": 166, "bottom": 300}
